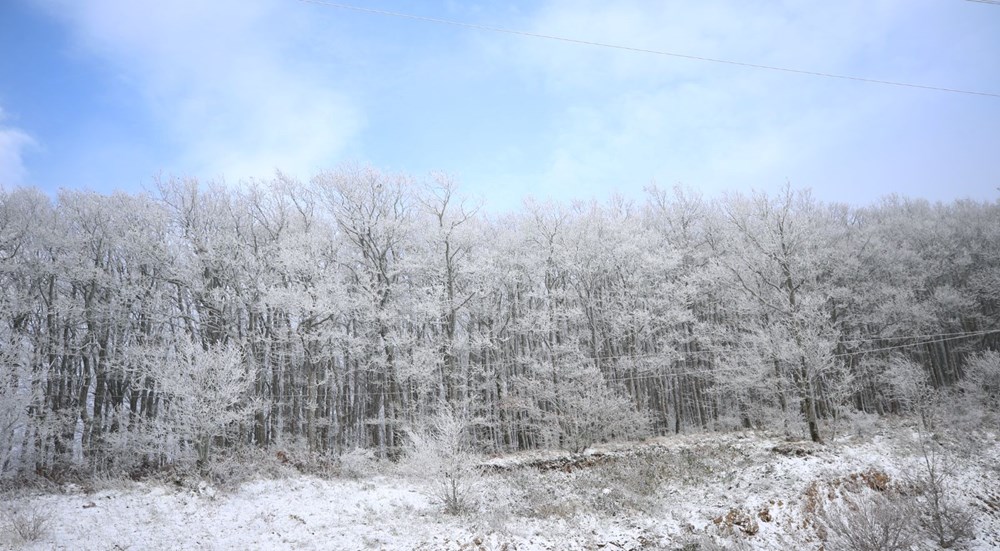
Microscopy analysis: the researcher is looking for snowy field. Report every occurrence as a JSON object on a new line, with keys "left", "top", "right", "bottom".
{"left": 2, "top": 422, "right": 998, "bottom": 550}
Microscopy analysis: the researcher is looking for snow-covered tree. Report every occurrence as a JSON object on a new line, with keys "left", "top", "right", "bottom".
{"left": 713, "top": 187, "right": 848, "bottom": 442}
{"left": 0, "top": 174, "right": 996, "bottom": 476}
{"left": 154, "top": 339, "right": 257, "bottom": 467}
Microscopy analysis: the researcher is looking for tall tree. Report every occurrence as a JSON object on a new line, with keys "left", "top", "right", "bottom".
{"left": 314, "top": 164, "right": 415, "bottom": 457}
{"left": 714, "top": 187, "right": 847, "bottom": 442}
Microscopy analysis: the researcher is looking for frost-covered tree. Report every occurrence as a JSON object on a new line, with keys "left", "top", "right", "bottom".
{"left": 413, "top": 174, "right": 478, "bottom": 407}
{"left": 961, "top": 350, "right": 1000, "bottom": 415}
{"left": 713, "top": 187, "right": 848, "bottom": 442}
{"left": 0, "top": 174, "right": 997, "bottom": 477}
{"left": 0, "top": 347, "right": 32, "bottom": 478}
{"left": 154, "top": 339, "right": 256, "bottom": 467}
{"left": 314, "top": 164, "right": 416, "bottom": 456}
{"left": 400, "top": 406, "right": 483, "bottom": 514}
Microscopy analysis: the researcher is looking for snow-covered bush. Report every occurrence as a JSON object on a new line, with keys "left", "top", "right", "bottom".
{"left": 97, "top": 420, "right": 171, "bottom": 478}
{"left": 399, "top": 407, "right": 484, "bottom": 514}
{"left": 1, "top": 504, "right": 49, "bottom": 544}
{"left": 961, "top": 350, "right": 1000, "bottom": 416}
{"left": 338, "top": 447, "right": 377, "bottom": 479}
{"left": 502, "top": 468, "right": 579, "bottom": 519}
{"left": 555, "top": 371, "right": 651, "bottom": 453}
{"left": 817, "top": 491, "right": 917, "bottom": 551}
{"left": 908, "top": 437, "right": 976, "bottom": 549}
{"left": 880, "top": 356, "right": 941, "bottom": 429}
{"left": 611, "top": 450, "right": 673, "bottom": 496}
{"left": 201, "top": 446, "right": 302, "bottom": 488}
{"left": 842, "top": 410, "right": 881, "bottom": 440}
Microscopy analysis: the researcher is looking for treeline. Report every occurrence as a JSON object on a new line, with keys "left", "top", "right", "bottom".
{"left": 0, "top": 166, "right": 997, "bottom": 477}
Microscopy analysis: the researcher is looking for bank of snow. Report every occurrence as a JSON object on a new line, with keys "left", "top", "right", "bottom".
{"left": 2, "top": 424, "right": 998, "bottom": 550}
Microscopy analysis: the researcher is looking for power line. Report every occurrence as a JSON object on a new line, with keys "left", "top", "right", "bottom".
{"left": 297, "top": 0, "right": 1000, "bottom": 99}
{"left": 835, "top": 329, "right": 994, "bottom": 344}
{"left": 834, "top": 329, "right": 1000, "bottom": 357}
{"left": 964, "top": 0, "right": 1000, "bottom": 5}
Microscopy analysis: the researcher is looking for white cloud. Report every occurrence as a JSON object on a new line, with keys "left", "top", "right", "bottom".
{"left": 0, "top": 107, "right": 36, "bottom": 186}
{"left": 484, "top": 0, "right": 999, "bottom": 203}
{"left": 36, "top": 0, "right": 363, "bottom": 183}
{"left": 20, "top": 0, "right": 999, "bottom": 205}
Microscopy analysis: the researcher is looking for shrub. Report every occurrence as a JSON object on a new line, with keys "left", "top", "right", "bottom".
{"left": 556, "top": 373, "right": 651, "bottom": 453}
{"left": 817, "top": 491, "right": 917, "bottom": 551}
{"left": 338, "top": 447, "right": 377, "bottom": 479}
{"left": 2, "top": 504, "right": 49, "bottom": 543}
{"left": 147, "top": 339, "right": 258, "bottom": 469}
{"left": 961, "top": 350, "right": 1000, "bottom": 418}
{"left": 908, "top": 437, "right": 976, "bottom": 548}
{"left": 400, "top": 407, "right": 484, "bottom": 515}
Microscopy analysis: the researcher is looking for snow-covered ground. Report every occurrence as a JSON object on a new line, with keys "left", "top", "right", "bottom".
{"left": 2, "top": 422, "right": 998, "bottom": 550}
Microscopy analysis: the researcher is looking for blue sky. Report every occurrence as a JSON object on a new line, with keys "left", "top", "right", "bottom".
{"left": 1, "top": 0, "right": 998, "bottom": 211}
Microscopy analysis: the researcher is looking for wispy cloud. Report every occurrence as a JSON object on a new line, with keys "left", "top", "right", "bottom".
{"left": 35, "top": 0, "right": 364, "bottom": 183}
{"left": 0, "top": 106, "right": 35, "bottom": 186}
{"left": 17, "top": 0, "right": 998, "bottom": 205}
{"left": 485, "top": 0, "right": 999, "bottom": 203}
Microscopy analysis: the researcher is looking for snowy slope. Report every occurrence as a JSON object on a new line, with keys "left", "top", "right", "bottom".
{"left": 2, "top": 423, "right": 997, "bottom": 550}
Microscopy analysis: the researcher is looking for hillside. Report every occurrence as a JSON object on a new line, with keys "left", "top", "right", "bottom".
{"left": 3, "top": 419, "right": 997, "bottom": 550}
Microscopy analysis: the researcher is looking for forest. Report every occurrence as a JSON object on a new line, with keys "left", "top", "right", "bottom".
{"left": 0, "top": 166, "right": 998, "bottom": 479}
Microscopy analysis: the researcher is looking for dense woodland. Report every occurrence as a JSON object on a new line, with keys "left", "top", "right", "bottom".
{"left": 0, "top": 167, "right": 998, "bottom": 478}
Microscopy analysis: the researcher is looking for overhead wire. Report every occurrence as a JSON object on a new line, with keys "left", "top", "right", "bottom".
{"left": 832, "top": 328, "right": 1000, "bottom": 356}
{"left": 297, "top": 0, "right": 1000, "bottom": 99}
{"left": 833, "top": 329, "right": 997, "bottom": 344}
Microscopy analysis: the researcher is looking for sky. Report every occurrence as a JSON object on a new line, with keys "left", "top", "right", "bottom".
{"left": 0, "top": 0, "right": 998, "bottom": 212}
